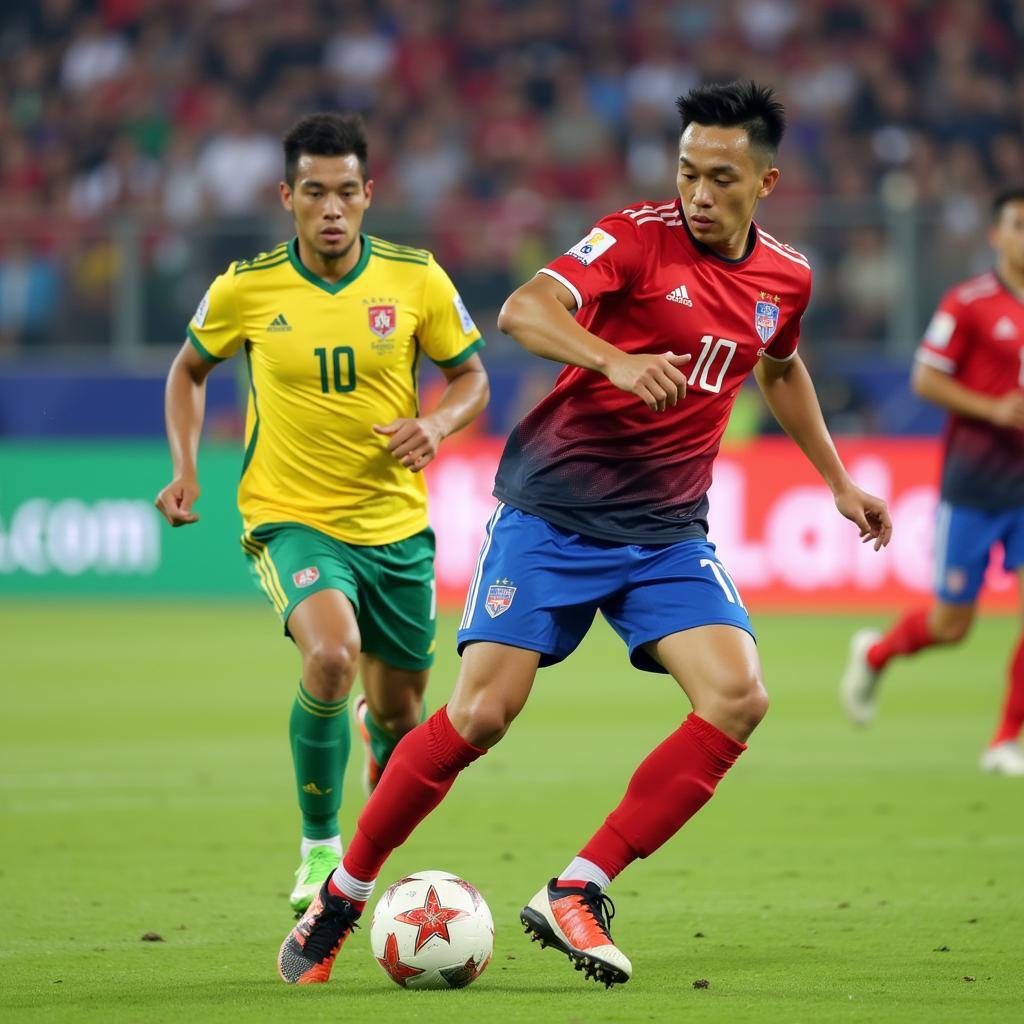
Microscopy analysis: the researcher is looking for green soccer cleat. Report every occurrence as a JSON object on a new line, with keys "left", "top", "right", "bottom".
{"left": 290, "top": 845, "right": 341, "bottom": 916}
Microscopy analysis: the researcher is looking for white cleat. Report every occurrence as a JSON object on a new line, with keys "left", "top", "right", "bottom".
{"left": 979, "top": 742, "right": 1024, "bottom": 777}
{"left": 520, "top": 879, "right": 632, "bottom": 987}
{"left": 840, "top": 629, "right": 883, "bottom": 727}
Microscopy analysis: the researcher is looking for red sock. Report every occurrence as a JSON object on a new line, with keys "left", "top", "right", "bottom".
{"left": 990, "top": 633, "right": 1024, "bottom": 747}
{"left": 578, "top": 713, "right": 746, "bottom": 881}
{"left": 867, "top": 608, "right": 934, "bottom": 672}
{"left": 341, "top": 706, "right": 485, "bottom": 885}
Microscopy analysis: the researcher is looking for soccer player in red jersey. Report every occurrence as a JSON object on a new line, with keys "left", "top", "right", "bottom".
{"left": 841, "top": 188, "right": 1024, "bottom": 775}
{"left": 278, "top": 80, "right": 892, "bottom": 987}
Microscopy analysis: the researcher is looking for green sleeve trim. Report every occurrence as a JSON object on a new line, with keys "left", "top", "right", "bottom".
{"left": 187, "top": 325, "right": 225, "bottom": 363}
{"left": 431, "top": 337, "right": 484, "bottom": 368}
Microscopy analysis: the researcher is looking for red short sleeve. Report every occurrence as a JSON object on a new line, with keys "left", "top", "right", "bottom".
{"left": 537, "top": 213, "right": 644, "bottom": 310}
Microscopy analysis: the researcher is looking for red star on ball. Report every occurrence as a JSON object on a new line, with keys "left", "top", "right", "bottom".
{"left": 376, "top": 932, "right": 425, "bottom": 987}
{"left": 394, "top": 884, "right": 469, "bottom": 953}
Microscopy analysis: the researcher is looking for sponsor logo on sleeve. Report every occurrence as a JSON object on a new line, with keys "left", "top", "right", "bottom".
{"left": 453, "top": 293, "right": 477, "bottom": 334}
{"left": 193, "top": 290, "right": 210, "bottom": 328}
{"left": 925, "top": 311, "right": 955, "bottom": 348}
{"left": 566, "top": 228, "right": 617, "bottom": 266}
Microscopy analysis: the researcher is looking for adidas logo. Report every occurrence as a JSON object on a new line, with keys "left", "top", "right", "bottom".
{"left": 666, "top": 284, "right": 693, "bottom": 307}
{"left": 994, "top": 316, "right": 1018, "bottom": 340}
{"left": 302, "top": 781, "right": 332, "bottom": 796}
{"left": 267, "top": 313, "right": 292, "bottom": 332}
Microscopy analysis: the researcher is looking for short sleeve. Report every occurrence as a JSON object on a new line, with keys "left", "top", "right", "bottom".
{"left": 916, "top": 290, "right": 968, "bottom": 374}
{"left": 762, "top": 273, "right": 811, "bottom": 362}
{"left": 537, "top": 213, "right": 644, "bottom": 310}
{"left": 186, "top": 269, "right": 245, "bottom": 363}
{"left": 418, "top": 257, "right": 485, "bottom": 367}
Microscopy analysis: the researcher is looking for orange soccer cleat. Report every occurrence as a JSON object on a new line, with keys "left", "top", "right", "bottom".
{"left": 520, "top": 879, "right": 632, "bottom": 987}
{"left": 354, "top": 695, "right": 383, "bottom": 795}
{"left": 278, "top": 880, "right": 360, "bottom": 984}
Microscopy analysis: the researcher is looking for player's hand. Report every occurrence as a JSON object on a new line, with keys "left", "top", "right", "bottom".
{"left": 154, "top": 477, "right": 201, "bottom": 527}
{"left": 605, "top": 352, "right": 692, "bottom": 412}
{"left": 989, "top": 392, "right": 1024, "bottom": 430}
{"left": 373, "top": 417, "right": 444, "bottom": 473}
{"left": 834, "top": 483, "right": 892, "bottom": 551}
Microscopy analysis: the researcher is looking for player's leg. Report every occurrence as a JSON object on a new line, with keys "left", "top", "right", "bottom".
{"left": 523, "top": 540, "right": 757, "bottom": 986}
{"left": 243, "top": 523, "right": 363, "bottom": 913}
{"left": 279, "top": 641, "right": 539, "bottom": 984}
{"left": 278, "top": 505, "right": 601, "bottom": 983}
{"left": 355, "top": 658, "right": 427, "bottom": 793}
{"left": 349, "top": 527, "right": 435, "bottom": 792}
{"left": 285, "top": 588, "right": 361, "bottom": 911}
{"left": 981, "top": 513, "right": 1024, "bottom": 775}
{"left": 840, "top": 501, "right": 990, "bottom": 725}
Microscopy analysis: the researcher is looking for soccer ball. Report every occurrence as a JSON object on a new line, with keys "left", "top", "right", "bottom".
{"left": 369, "top": 870, "right": 494, "bottom": 990}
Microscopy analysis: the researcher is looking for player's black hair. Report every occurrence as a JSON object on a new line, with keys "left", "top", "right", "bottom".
{"left": 993, "top": 187, "right": 1024, "bottom": 221}
{"left": 676, "top": 81, "right": 786, "bottom": 163}
{"left": 283, "top": 112, "right": 369, "bottom": 185}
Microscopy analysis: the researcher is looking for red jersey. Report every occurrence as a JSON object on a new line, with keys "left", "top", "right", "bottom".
{"left": 916, "top": 271, "right": 1024, "bottom": 511}
{"left": 493, "top": 199, "right": 812, "bottom": 543}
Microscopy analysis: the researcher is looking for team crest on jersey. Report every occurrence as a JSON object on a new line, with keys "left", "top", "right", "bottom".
{"left": 944, "top": 567, "right": 967, "bottom": 596}
{"left": 755, "top": 292, "right": 781, "bottom": 343}
{"left": 368, "top": 304, "right": 397, "bottom": 339}
{"left": 293, "top": 566, "right": 320, "bottom": 588}
{"left": 484, "top": 579, "right": 516, "bottom": 618}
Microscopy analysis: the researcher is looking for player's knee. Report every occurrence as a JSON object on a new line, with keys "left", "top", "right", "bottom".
{"left": 734, "top": 676, "right": 769, "bottom": 733}
{"left": 448, "top": 699, "right": 513, "bottom": 749}
{"left": 375, "top": 704, "right": 422, "bottom": 739}
{"left": 706, "top": 671, "right": 768, "bottom": 739}
{"left": 932, "top": 616, "right": 972, "bottom": 644}
{"left": 303, "top": 640, "right": 359, "bottom": 699}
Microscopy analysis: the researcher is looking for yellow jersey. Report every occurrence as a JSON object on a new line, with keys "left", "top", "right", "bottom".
{"left": 187, "top": 235, "right": 483, "bottom": 546}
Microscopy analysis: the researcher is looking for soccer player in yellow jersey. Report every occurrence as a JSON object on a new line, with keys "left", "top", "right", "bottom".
{"left": 155, "top": 113, "right": 489, "bottom": 913}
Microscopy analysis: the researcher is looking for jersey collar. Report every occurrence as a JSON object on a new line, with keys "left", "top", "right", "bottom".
{"left": 287, "top": 234, "right": 371, "bottom": 295}
{"left": 677, "top": 199, "right": 758, "bottom": 266}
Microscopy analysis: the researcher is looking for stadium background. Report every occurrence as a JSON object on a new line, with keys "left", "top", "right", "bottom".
{"left": 1, "top": 0, "right": 1021, "bottom": 610}
{"left": 3, "top": 4, "right": 1024, "bottom": 1022}
{"left": 2, "top": 0, "right": 1021, "bottom": 610}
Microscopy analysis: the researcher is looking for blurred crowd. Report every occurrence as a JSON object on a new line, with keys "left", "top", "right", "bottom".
{"left": 1, "top": 0, "right": 1022, "bottom": 379}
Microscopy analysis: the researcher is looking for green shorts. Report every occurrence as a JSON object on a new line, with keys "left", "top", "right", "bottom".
{"left": 241, "top": 522, "right": 436, "bottom": 671}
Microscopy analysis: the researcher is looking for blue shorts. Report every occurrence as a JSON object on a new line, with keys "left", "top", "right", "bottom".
{"left": 937, "top": 501, "right": 1024, "bottom": 602}
{"left": 934, "top": 501, "right": 1024, "bottom": 603}
{"left": 457, "top": 504, "right": 754, "bottom": 673}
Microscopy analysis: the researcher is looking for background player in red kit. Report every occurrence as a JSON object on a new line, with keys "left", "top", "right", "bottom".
{"left": 841, "top": 189, "right": 1024, "bottom": 775}
{"left": 278, "top": 80, "right": 892, "bottom": 987}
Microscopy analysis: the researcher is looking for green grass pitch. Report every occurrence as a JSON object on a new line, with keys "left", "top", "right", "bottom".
{"left": 1, "top": 602, "right": 1021, "bottom": 1022}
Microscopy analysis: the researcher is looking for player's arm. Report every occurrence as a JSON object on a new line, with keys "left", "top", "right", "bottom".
{"left": 373, "top": 354, "right": 489, "bottom": 474}
{"left": 754, "top": 354, "right": 892, "bottom": 549}
{"left": 497, "top": 274, "right": 691, "bottom": 412}
{"left": 912, "top": 361, "right": 1024, "bottom": 429}
{"left": 154, "top": 341, "right": 218, "bottom": 526}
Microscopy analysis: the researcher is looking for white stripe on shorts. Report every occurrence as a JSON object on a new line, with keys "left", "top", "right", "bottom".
{"left": 460, "top": 502, "right": 505, "bottom": 630}
{"left": 932, "top": 500, "right": 952, "bottom": 591}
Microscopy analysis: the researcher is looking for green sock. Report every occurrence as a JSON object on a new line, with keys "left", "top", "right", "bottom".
{"left": 289, "top": 682, "right": 350, "bottom": 841}
{"left": 364, "top": 700, "right": 427, "bottom": 771}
